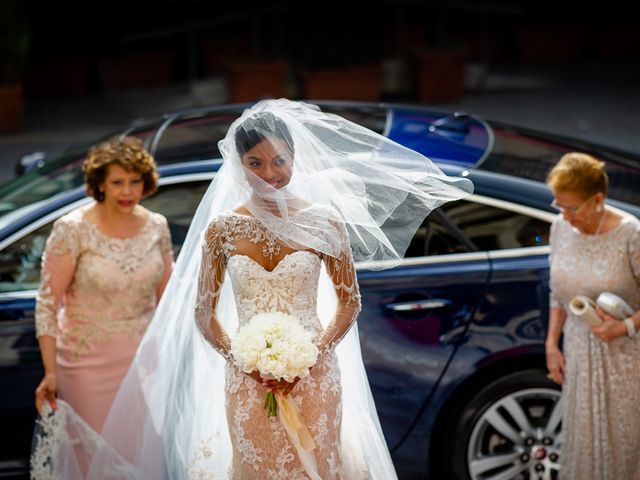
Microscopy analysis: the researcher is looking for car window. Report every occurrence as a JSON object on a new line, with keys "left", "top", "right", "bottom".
{"left": 153, "top": 114, "right": 237, "bottom": 164}
{"left": 405, "top": 214, "right": 470, "bottom": 257}
{"left": 140, "top": 180, "right": 210, "bottom": 256}
{"left": 0, "top": 223, "right": 52, "bottom": 293}
{"left": 0, "top": 130, "right": 157, "bottom": 224}
{"left": 0, "top": 180, "right": 210, "bottom": 294}
{"left": 443, "top": 200, "right": 549, "bottom": 251}
{"left": 404, "top": 199, "right": 550, "bottom": 258}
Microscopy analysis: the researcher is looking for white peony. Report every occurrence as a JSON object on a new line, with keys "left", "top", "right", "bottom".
{"left": 232, "top": 312, "right": 319, "bottom": 383}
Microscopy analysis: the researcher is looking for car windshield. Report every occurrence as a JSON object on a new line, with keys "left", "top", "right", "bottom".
{"left": 0, "top": 125, "right": 161, "bottom": 226}
{"left": 0, "top": 142, "right": 96, "bottom": 224}
{"left": 479, "top": 122, "right": 640, "bottom": 206}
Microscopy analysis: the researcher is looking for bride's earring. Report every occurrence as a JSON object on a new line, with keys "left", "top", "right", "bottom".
{"left": 596, "top": 204, "right": 603, "bottom": 213}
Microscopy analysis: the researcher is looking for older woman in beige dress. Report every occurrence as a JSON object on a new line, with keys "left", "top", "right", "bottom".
{"left": 33, "top": 136, "right": 174, "bottom": 432}
{"left": 545, "top": 152, "right": 640, "bottom": 480}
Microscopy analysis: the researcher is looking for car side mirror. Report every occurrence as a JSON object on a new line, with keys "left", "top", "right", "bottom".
{"left": 15, "top": 151, "right": 46, "bottom": 176}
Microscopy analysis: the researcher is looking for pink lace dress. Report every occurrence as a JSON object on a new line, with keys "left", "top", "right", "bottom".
{"left": 35, "top": 205, "right": 174, "bottom": 432}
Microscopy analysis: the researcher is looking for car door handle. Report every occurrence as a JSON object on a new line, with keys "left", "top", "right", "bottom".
{"left": 385, "top": 299, "right": 453, "bottom": 312}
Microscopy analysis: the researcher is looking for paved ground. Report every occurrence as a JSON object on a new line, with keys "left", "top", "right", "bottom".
{"left": 1, "top": 58, "right": 639, "bottom": 186}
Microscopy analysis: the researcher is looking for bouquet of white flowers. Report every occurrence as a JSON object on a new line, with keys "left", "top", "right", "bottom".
{"left": 232, "top": 312, "right": 319, "bottom": 416}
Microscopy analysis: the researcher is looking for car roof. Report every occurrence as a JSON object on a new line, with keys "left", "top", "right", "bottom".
{"left": 71, "top": 100, "right": 640, "bottom": 205}
{"left": 1, "top": 101, "right": 639, "bottom": 238}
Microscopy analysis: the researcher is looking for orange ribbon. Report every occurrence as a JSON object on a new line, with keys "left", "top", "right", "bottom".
{"left": 275, "top": 393, "right": 321, "bottom": 480}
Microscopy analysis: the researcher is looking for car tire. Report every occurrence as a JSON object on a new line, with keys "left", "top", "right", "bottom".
{"left": 443, "top": 369, "right": 562, "bottom": 480}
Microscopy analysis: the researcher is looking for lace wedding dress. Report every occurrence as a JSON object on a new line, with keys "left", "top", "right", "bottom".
{"left": 195, "top": 210, "right": 364, "bottom": 479}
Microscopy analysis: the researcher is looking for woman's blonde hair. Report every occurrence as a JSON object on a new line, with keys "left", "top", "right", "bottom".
{"left": 546, "top": 152, "right": 608, "bottom": 198}
{"left": 83, "top": 136, "right": 159, "bottom": 201}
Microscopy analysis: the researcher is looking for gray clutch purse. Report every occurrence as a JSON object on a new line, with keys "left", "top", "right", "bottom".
{"left": 596, "top": 292, "right": 634, "bottom": 320}
{"left": 569, "top": 292, "right": 633, "bottom": 327}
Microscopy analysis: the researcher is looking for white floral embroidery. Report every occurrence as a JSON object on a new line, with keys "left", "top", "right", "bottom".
{"left": 202, "top": 212, "right": 356, "bottom": 479}
{"left": 34, "top": 208, "right": 172, "bottom": 358}
{"left": 188, "top": 435, "right": 219, "bottom": 480}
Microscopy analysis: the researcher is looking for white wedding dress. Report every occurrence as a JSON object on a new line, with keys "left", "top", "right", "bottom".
{"left": 29, "top": 98, "right": 471, "bottom": 479}
{"left": 194, "top": 210, "right": 371, "bottom": 479}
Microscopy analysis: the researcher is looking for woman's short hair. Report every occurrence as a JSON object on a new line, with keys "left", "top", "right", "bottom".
{"left": 546, "top": 152, "right": 608, "bottom": 198}
{"left": 234, "top": 112, "right": 294, "bottom": 158}
{"left": 83, "top": 136, "right": 159, "bottom": 201}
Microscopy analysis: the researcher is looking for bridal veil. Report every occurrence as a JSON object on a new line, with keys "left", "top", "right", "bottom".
{"left": 32, "top": 98, "right": 472, "bottom": 479}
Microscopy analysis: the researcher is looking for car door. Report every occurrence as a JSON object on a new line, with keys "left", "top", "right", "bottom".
{"left": 356, "top": 199, "right": 491, "bottom": 450}
{"left": 421, "top": 195, "right": 556, "bottom": 480}
{"left": 368, "top": 193, "right": 555, "bottom": 479}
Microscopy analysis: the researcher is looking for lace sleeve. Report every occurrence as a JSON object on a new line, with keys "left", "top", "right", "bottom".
{"left": 35, "top": 218, "right": 80, "bottom": 339}
{"left": 158, "top": 215, "right": 174, "bottom": 260}
{"left": 548, "top": 217, "right": 561, "bottom": 309}
{"left": 316, "top": 221, "right": 362, "bottom": 359}
{"left": 629, "top": 224, "right": 640, "bottom": 286}
{"left": 194, "top": 219, "right": 233, "bottom": 359}
{"left": 156, "top": 216, "right": 174, "bottom": 299}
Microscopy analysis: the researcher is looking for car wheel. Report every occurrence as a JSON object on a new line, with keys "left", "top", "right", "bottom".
{"left": 445, "top": 369, "right": 562, "bottom": 480}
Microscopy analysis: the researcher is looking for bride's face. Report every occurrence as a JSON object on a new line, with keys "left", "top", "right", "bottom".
{"left": 241, "top": 137, "right": 293, "bottom": 190}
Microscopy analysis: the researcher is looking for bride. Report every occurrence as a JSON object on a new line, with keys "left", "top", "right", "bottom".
{"left": 31, "top": 99, "right": 472, "bottom": 479}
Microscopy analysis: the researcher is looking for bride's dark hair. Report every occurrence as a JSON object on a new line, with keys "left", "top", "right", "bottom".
{"left": 234, "top": 111, "right": 294, "bottom": 156}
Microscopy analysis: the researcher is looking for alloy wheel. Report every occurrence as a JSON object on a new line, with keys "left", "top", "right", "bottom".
{"left": 467, "top": 388, "right": 562, "bottom": 480}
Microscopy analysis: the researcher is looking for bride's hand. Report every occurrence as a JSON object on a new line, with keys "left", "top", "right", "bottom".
{"left": 242, "top": 371, "right": 294, "bottom": 391}
{"left": 244, "top": 370, "right": 267, "bottom": 386}
{"left": 265, "top": 377, "right": 301, "bottom": 395}
{"left": 280, "top": 377, "right": 301, "bottom": 396}
{"left": 242, "top": 370, "right": 301, "bottom": 394}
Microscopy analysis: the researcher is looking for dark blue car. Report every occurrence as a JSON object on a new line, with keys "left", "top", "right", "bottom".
{"left": 1, "top": 102, "right": 639, "bottom": 479}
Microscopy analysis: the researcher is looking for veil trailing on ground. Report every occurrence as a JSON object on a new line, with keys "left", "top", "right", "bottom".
{"left": 31, "top": 99, "right": 472, "bottom": 479}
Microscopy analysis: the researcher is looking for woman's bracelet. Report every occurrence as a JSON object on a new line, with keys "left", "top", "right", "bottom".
{"left": 623, "top": 317, "right": 636, "bottom": 337}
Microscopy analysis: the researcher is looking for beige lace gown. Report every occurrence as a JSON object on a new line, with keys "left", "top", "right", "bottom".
{"left": 549, "top": 213, "right": 640, "bottom": 480}
{"left": 35, "top": 205, "right": 174, "bottom": 432}
{"left": 196, "top": 211, "right": 361, "bottom": 479}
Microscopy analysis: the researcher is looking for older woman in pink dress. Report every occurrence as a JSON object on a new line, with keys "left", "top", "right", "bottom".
{"left": 33, "top": 136, "right": 174, "bottom": 432}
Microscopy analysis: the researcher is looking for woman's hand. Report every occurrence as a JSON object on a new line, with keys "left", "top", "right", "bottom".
{"left": 279, "top": 377, "right": 301, "bottom": 396}
{"left": 243, "top": 369, "right": 267, "bottom": 386}
{"left": 262, "top": 377, "right": 301, "bottom": 395}
{"left": 35, "top": 372, "right": 58, "bottom": 415}
{"left": 242, "top": 370, "right": 288, "bottom": 390}
{"left": 545, "top": 344, "right": 565, "bottom": 385}
{"left": 591, "top": 306, "right": 627, "bottom": 342}
{"left": 242, "top": 370, "right": 301, "bottom": 395}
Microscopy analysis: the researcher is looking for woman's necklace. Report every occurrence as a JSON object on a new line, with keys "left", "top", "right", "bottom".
{"left": 594, "top": 208, "right": 607, "bottom": 235}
